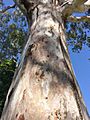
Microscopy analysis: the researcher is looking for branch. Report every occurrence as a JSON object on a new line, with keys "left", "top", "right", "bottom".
{"left": 84, "top": 0, "right": 90, "bottom": 5}
{"left": 67, "top": 15, "right": 90, "bottom": 22}
{"left": 0, "top": 4, "right": 16, "bottom": 13}
{"left": 62, "top": 0, "right": 90, "bottom": 18}
{"left": 13, "top": 0, "right": 29, "bottom": 15}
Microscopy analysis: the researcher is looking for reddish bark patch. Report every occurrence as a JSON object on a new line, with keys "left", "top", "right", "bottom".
{"left": 40, "top": 71, "right": 44, "bottom": 79}
{"left": 25, "top": 109, "right": 27, "bottom": 112}
{"left": 22, "top": 89, "right": 26, "bottom": 100}
{"left": 45, "top": 97, "right": 48, "bottom": 99}
{"left": 35, "top": 71, "right": 39, "bottom": 76}
{"left": 18, "top": 114, "right": 25, "bottom": 120}
{"left": 16, "top": 113, "right": 18, "bottom": 118}
{"left": 47, "top": 55, "right": 49, "bottom": 58}
{"left": 35, "top": 70, "right": 45, "bottom": 80}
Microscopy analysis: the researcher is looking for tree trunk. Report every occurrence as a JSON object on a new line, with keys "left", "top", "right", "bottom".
{"left": 1, "top": 1, "right": 90, "bottom": 120}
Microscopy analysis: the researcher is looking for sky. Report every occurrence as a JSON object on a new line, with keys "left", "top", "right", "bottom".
{"left": 2, "top": 0, "right": 90, "bottom": 115}
{"left": 69, "top": 47, "right": 90, "bottom": 114}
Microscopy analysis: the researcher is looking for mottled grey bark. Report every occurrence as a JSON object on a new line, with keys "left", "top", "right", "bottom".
{"left": 1, "top": 0, "right": 90, "bottom": 120}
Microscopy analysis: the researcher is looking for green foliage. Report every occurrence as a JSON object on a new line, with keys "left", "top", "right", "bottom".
{"left": 0, "top": 59, "right": 16, "bottom": 116}
{"left": 0, "top": 6, "right": 28, "bottom": 60}
{"left": 66, "top": 21, "right": 90, "bottom": 52}
{"left": 0, "top": 2, "right": 28, "bottom": 116}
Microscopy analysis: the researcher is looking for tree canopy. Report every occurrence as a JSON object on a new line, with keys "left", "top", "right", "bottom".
{"left": 0, "top": 1, "right": 28, "bottom": 116}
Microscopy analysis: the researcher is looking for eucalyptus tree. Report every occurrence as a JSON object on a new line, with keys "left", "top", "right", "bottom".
{"left": 1, "top": 0, "right": 90, "bottom": 120}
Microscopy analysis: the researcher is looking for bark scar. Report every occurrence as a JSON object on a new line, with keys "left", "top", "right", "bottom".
{"left": 18, "top": 114, "right": 25, "bottom": 120}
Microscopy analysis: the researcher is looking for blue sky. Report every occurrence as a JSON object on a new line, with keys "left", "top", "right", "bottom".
{"left": 69, "top": 47, "right": 90, "bottom": 114}
{"left": 3, "top": 0, "right": 90, "bottom": 115}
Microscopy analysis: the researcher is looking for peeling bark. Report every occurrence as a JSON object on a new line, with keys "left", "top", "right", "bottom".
{"left": 1, "top": 0, "right": 90, "bottom": 120}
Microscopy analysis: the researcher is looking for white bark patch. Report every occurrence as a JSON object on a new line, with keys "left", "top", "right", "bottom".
{"left": 41, "top": 73, "right": 52, "bottom": 98}
{"left": 45, "top": 30, "right": 53, "bottom": 37}
{"left": 84, "top": 0, "right": 90, "bottom": 5}
{"left": 42, "top": 0, "right": 48, "bottom": 4}
{"left": 64, "top": 87, "right": 80, "bottom": 118}
{"left": 31, "top": 5, "right": 60, "bottom": 40}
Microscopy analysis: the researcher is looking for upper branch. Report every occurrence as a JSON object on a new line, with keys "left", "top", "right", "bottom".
{"left": 67, "top": 15, "right": 90, "bottom": 22}
{"left": 0, "top": 4, "right": 16, "bottom": 13}
{"left": 62, "top": 0, "right": 90, "bottom": 18}
{"left": 13, "top": 0, "right": 39, "bottom": 15}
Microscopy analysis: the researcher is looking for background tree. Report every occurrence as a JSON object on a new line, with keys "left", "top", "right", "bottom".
{"left": 0, "top": 0, "right": 90, "bottom": 120}
{"left": 0, "top": 1, "right": 28, "bottom": 116}
{"left": 0, "top": 59, "right": 16, "bottom": 115}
